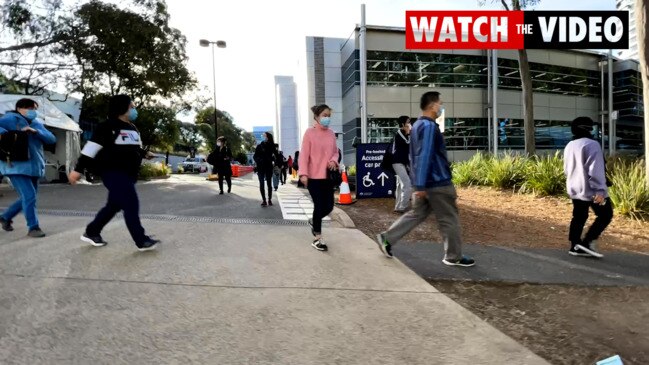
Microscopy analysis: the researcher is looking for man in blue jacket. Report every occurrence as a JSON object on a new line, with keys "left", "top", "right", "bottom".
{"left": 0, "top": 98, "right": 56, "bottom": 237}
{"left": 376, "top": 91, "right": 475, "bottom": 267}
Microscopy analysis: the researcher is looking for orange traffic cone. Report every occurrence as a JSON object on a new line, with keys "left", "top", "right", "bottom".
{"left": 338, "top": 171, "right": 353, "bottom": 205}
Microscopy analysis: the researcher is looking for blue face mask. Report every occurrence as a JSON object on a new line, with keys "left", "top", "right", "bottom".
{"left": 25, "top": 110, "right": 38, "bottom": 120}
{"left": 320, "top": 117, "right": 331, "bottom": 128}
{"left": 128, "top": 108, "right": 138, "bottom": 121}
{"left": 437, "top": 106, "right": 445, "bottom": 119}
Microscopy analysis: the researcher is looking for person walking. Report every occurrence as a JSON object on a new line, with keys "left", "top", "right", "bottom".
{"left": 376, "top": 92, "right": 475, "bottom": 267}
{"left": 68, "top": 94, "right": 159, "bottom": 251}
{"left": 253, "top": 132, "right": 278, "bottom": 206}
{"left": 272, "top": 144, "right": 281, "bottom": 191}
{"left": 287, "top": 155, "right": 294, "bottom": 179}
{"left": 208, "top": 136, "right": 233, "bottom": 195}
{"left": 294, "top": 151, "right": 303, "bottom": 186}
{"left": 0, "top": 98, "right": 56, "bottom": 237}
{"left": 279, "top": 151, "right": 288, "bottom": 185}
{"left": 299, "top": 104, "right": 339, "bottom": 252}
{"left": 564, "top": 116, "right": 612, "bottom": 258}
{"left": 392, "top": 115, "right": 413, "bottom": 213}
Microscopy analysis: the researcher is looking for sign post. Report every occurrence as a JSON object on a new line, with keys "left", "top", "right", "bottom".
{"left": 356, "top": 143, "right": 396, "bottom": 199}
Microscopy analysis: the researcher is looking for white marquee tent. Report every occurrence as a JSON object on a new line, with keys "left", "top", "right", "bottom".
{"left": 0, "top": 95, "right": 81, "bottom": 182}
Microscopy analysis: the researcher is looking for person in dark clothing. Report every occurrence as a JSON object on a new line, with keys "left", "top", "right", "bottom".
{"left": 208, "top": 136, "right": 233, "bottom": 195}
{"left": 294, "top": 151, "right": 303, "bottom": 188}
{"left": 253, "top": 132, "right": 278, "bottom": 206}
{"left": 272, "top": 143, "right": 281, "bottom": 191}
{"left": 68, "top": 94, "right": 159, "bottom": 252}
{"left": 392, "top": 116, "right": 412, "bottom": 213}
{"left": 279, "top": 151, "right": 288, "bottom": 185}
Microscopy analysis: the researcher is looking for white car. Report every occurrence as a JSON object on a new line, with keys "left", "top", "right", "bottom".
{"left": 182, "top": 156, "right": 210, "bottom": 173}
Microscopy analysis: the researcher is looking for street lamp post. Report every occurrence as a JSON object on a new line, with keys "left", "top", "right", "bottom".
{"left": 200, "top": 39, "right": 226, "bottom": 141}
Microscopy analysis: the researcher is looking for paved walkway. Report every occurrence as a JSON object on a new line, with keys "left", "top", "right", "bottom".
{"left": 394, "top": 242, "right": 649, "bottom": 286}
{"left": 0, "top": 214, "right": 547, "bottom": 363}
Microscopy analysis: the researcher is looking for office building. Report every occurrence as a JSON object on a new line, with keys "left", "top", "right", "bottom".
{"left": 274, "top": 76, "right": 300, "bottom": 158}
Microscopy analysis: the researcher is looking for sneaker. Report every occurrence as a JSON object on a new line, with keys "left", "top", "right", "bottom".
{"left": 312, "top": 238, "right": 328, "bottom": 251}
{"left": 375, "top": 233, "right": 393, "bottom": 258}
{"left": 80, "top": 233, "right": 107, "bottom": 247}
{"left": 27, "top": 228, "right": 46, "bottom": 238}
{"left": 575, "top": 243, "right": 604, "bottom": 258}
{"left": 442, "top": 256, "right": 476, "bottom": 267}
{"left": 261, "top": 201, "right": 267, "bottom": 207}
{"left": 137, "top": 237, "right": 160, "bottom": 252}
{"left": 0, "top": 217, "right": 14, "bottom": 232}
{"left": 568, "top": 246, "right": 592, "bottom": 257}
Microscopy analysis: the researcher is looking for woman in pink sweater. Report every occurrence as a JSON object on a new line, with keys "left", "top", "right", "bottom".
{"left": 299, "top": 104, "right": 339, "bottom": 252}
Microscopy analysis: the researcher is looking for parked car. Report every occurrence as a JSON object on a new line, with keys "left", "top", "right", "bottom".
{"left": 182, "top": 156, "right": 210, "bottom": 173}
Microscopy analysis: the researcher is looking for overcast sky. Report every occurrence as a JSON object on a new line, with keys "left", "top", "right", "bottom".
{"left": 164, "top": 0, "right": 616, "bottom": 131}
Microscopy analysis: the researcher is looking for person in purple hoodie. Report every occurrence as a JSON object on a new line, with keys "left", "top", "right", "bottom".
{"left": 563, "top": 116, "right": 612, "bottom": 259}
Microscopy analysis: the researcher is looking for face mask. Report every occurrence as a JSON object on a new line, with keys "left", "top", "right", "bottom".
{"left": 437, "top": 106, "right": 445, "bottom": 119}
{"left": 217, "top": 142, "right": 222, "bottom": 147}
{"left": 128, "top": 108, "right": 138, "bottom": 121}
{"left": 25, "top": 110, "right": 38, "bottom": 120}
{"left": 320, "top": 117, "right": 331, "bottom": 128}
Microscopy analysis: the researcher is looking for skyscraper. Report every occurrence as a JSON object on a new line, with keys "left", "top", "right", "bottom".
{"left": 617, "top": 0, "right": 638, "bottom": 60}
{"left": 274, "top": 76, "right": 300, "bottom": 159}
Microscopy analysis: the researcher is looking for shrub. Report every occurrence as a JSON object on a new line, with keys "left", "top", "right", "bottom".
{"left": 520, "top": 152, "right": 565, "bottom": 197}
{"left": 483, "top": 151, "right": 528, "bottom": 190}
{"left": 348, "top": 165, "right": 357, "bottom": 177}
{"left": 452, "top": 152, "right": 490, "bottom": 186}
{"left": 139, "top": 162, "right": 170, "bottom": 180}
{"left": 608, "top": 158, "right": 649, "bottom": 220}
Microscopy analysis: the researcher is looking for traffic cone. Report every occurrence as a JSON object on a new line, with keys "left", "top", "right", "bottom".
{"left": 338, "top": 170, "right": 353, "bottom": 205}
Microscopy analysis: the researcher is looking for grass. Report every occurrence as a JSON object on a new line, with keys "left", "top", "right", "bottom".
{"left": 452, "top": 152, "right": 490, "bottom": 186}
{"left": 608, "top": 158, "right": 649, "bottom": 220}
{"left": 520, "top": 152, "right": 566, "bottom": 197}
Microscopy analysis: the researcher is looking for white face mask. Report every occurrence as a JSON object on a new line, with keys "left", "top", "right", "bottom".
{"left": 217, "top": 142, "right": 222, "bottom": 147}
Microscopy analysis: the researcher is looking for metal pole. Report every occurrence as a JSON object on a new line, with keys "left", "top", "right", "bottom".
{"left": 608, "top": 49, "right": 614, "bottom": 156}
{"left": 487, "top": 50, "right": 492, "bottom": 152}
{"left": 600, "top": 57, "right": 605, "bottom": 149}
{"left": 492, "top": 49, "right": 499, "bottom": 155}
{"left": 360, "top": 4, "right": 368, "bottom": 143}
{"left": 212, "top": 43, "right": 218, "bottom": 139}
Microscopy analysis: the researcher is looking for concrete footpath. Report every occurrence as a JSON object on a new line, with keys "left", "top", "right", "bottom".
{"left": 0, "top": 212, "right": 548, "bottom": 364}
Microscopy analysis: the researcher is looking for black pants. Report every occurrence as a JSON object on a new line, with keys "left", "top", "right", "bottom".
{"left": 86, "top": 171, "right": 147, "bottom": 245}
{"left": 307, "top": 179, "right": 334, "bottom": 235}
{"left": 569, "top": 198, "right": 613, "bottom": 247}
{"left": 281, "top": 168, "right": 287, "bottom": 184}
{"left": 258, "top": 168, "right": 273, "bottom": 201}
{"left": 219, "top": 174, "right": 232, "bottom": 193}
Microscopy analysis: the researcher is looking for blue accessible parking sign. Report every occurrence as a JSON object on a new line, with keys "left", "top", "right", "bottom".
{"left": 356, "top": 143, "right": 395, "bottom": 199}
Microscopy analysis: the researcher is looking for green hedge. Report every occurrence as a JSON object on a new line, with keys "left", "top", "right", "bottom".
{"left": 452, "top": 152, "right": 648, "bottom": 219}
{"left": 139, "top": 162, "right": 171, "bottom": 180}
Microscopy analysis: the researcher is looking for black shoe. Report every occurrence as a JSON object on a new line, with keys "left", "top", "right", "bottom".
{"left": 375, "top": 233, "right": 393, "bottom": 258}
{"left": 312, "top": 238, "right": 328, "bottom": 251}
{"left": 568, "top": 246, "right": 592, "bottom": 257}
{"left": 261, "top": 201, "right": 267, "bottom": 207}
{"left": 81, "top": 233, "right": 107, "bottom": 247}
{"left": 219, "top": 191, "right": 224, "bottom": 195}
{"left": 442, "top": 256, "right": 475, "bottom": 267}
{"left": 575, "top": 243, "right": 604, "bottom": 258}
{"left": 228, "top": 187, "right": 231, "bottom": 193}
{"left": 27, "top": 228, "right": 46, "bottom": 238}
{"left": 268, "top": 199, "right": 273, "bottom": 206}
{"left": 0, "top": 217, "right": 13, "bottom": 232}
{"left": 137, "top": 237, "right": 159, "bottom": 252}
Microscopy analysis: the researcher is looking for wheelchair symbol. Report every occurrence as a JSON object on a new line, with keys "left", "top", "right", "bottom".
{"left": 362, "top": 172, "right": 375, "bottom": 188}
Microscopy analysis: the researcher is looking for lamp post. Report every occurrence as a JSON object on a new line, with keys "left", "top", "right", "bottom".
{"left": 199, "top": 39, "right": 226, "bottom": 141}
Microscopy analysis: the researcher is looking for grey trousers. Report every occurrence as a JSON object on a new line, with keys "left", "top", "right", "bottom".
{"left": 384, "top": 184, "right": 463, "bottom": 261}
{"left": 393, "top": 163, "right": 412, "bottom": 212}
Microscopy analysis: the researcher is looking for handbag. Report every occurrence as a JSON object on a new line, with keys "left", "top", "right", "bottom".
{"left": 327, "top": 167, "right": 342, "bottom": 187}
{"left": 0, "top": 130, "right": 29, "bottom": 165}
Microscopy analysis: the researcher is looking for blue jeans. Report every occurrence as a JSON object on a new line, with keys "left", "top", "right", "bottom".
{"left": 86, "top": 171, "right": 147, "bottom": 245}
{"left": 2, "top": 175, "right": 40, "bottom": 230}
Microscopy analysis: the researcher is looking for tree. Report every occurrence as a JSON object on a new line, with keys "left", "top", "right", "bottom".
{"left": 637, "top": 0, "right": 649, "bottom": 183}
{"left": 241, "top": 131, "right": 257, "bottom": 153}
{"left": 482, "top": 0, "right": 539, "bottom": 155}
{"left": 195, "top": 107, "right": 250, "bottom": 158}
{"left": 135, "top": 105, "right": 180, "bottom": 151}
{"left": 177, "top": 122, "right": 205, "bottom": 155}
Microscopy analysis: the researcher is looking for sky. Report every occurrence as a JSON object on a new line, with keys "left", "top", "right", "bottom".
{"left": 164, "top": 0, "right": 616, "bottom": 132}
